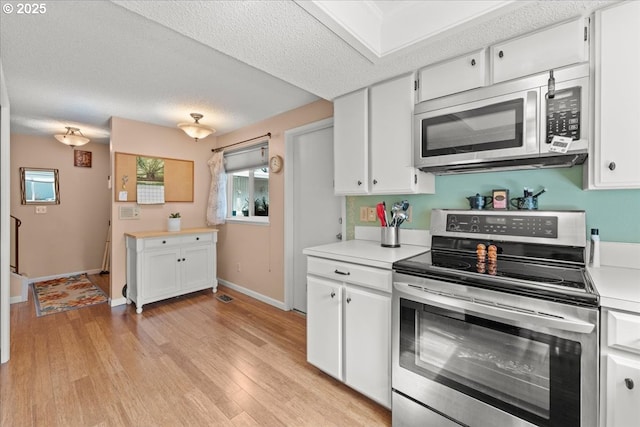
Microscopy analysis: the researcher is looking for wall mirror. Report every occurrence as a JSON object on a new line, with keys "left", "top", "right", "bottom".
{"left": 20, "top": 167, "right": 60, "bottom": 205}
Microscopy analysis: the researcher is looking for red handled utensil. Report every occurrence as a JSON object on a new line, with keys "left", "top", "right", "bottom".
{"left": 376, "top": 203, "right": 387, "bottom": 227}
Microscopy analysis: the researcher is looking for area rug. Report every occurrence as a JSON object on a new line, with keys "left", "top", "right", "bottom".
{"left": 31, "top": 274, "right": 108, "bottom": 317}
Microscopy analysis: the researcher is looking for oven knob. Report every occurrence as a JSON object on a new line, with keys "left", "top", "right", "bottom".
{"left": 470, "top": 225, "right": 480, "bottom": 232}
{"left": 449, "top": 224, "right": 457, "bottom": 231}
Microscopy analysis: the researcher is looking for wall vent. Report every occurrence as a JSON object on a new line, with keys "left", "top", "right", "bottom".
{"left": 119, "top": 206, "right": 141, "bottom": 220}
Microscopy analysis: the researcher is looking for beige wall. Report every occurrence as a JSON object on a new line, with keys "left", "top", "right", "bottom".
{"left": 10, "top": 135, "right": 110, "bottom": 280}
{"left": 110, "top": 117, "right": 216, "bottom": 300}
{"left": 215, "top": 99, "right": 333, "bottom": 302}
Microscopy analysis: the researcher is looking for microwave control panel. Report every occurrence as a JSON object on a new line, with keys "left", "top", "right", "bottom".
{"left": 446, "top": 214, "right": 558, "bottom": 238}
{"left": 546, "top": 86, "right": 581, "bottom": 144}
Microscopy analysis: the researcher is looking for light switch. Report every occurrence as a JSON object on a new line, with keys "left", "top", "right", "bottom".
{"left": 35, "top": 206, "right": 47, "bottom": 214}
{"left": 359, "top": 207, "right": 368, "bottom": 222}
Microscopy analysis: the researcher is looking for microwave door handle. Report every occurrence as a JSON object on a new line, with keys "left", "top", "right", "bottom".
{"left": 524, "top": 90, "right": 538, "bottom": 154}
{"left": 395, "top": 282, "right": 595, "bottom": 334}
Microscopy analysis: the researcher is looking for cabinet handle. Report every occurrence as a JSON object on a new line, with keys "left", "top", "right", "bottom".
{"left": 330, "top": 291, "right": 336, "bottom": 298}
{"left": 373, "top": 179, "right": 378, "bottom": 185}
{"left": 182, "top": 258, "right": 186, "bottom": 261}
{"left": 334, "top": 269, "right": 350, "bottom": 276}
{"left": 357, "top": 180, "right": 362, "bottom": 186}
{"left": 625, "top": 378, "right": 635, "bottom": 390}
{"left": 471, "top": 58, "right": 476, "bottom": 66}
{"left": 196, "top": 237, "right": 200, "bottom": 240}
{"left": 498, "top": 50, "right": 504, "bottom": 58}
{"left": 162, "top": 240, "right": 166, "bottom": 244}
{"left": 608, "top": 162, "right": 616, "bottom": 171}
{"left": 177, "top": 259, "right": 181, "bottom": 262}
{"left": 346, "top": 297, "right": 352, "bottom": 304}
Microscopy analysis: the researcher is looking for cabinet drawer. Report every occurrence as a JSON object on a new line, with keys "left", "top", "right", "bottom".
{"left": 607, "top": 310, "right": 640, "bottom": 354}
{"left": 181, "top": 233, "right": 213, "bottom": 245}
{"left": 144, "top": 236, "right": 182, "bottom": 249}
{"left": 307, "top": 256, "right": 391, "bottom": 292}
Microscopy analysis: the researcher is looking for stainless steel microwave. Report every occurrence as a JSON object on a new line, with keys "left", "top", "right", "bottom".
{"left": 414, "top": 64, "right": 589, "bottom": 173}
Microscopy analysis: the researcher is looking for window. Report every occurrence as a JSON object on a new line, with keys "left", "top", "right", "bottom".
{"left": 225, "top": 142, "right": 269, "bottom": 221}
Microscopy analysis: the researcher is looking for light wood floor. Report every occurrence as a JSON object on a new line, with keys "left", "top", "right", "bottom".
{"left": 1, "top": 278, "right": 391, "bottom": 426}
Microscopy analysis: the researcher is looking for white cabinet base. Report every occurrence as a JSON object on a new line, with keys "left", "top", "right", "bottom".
{"left": 125, "top": 228, "right": 218, "bottom": 313}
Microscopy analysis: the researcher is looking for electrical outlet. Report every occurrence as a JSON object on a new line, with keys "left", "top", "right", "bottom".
{"left": 367, "top": 207, "right": 376, "bottom": 222}
{"left": 35, "top": 206, "right": 47, "bottom": 214}
{"left": 359, "top": 207, "right": 368, "bottom": 222}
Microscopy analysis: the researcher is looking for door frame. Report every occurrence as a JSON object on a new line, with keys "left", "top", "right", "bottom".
{"left": 283, "top": 117, "right": 345, "bottom": 311}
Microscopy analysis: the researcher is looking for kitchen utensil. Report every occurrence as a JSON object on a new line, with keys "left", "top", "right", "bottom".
{"left": 394, "top": 212, "right": 408, "bottom": 227}
{"left": 467, "top": 193, "right": 492, "bottom": 210}
{"left": 376, "top": 203, "right": 387, "bottom": 226}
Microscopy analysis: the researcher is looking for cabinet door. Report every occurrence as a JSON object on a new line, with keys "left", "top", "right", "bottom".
{"left": 344, "top": 285, "right": 391, "bottom": 407}
{"left": 334, "top": 88, "right": 369, "bottom": 195}
{"left": 591, "top": 1, "right": 640, "bottom": 189}
{"left": 181, "top": 244, "right": 213, "bottom": 291}
{"left": 306, "top": 276, "right": 342, "bottom": 379}
{"left": 491, "top": 18, "right": 587, "bottom": 84}
{"left": 370, "top": 74, "right": 418, "bottom": 195}
{"left": 417, "top": 49, "right": 486, "bottom": 102}
{"left": 604, "top": 354, "right": 640, "bottom": 427}
{"left": 143, "top": 248, "right": 181, "bottom": 300}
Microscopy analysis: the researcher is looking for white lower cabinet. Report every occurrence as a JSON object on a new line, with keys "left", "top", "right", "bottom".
{"left": 126, "top": 229, "right": 218, "bottom": 314}
{"left": 600, "top": 309, "right": 640, "bottom": 426}
{"left": 306, "top": 256, "right": 392, "bottom": 408}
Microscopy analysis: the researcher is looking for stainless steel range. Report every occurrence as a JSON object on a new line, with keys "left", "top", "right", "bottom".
{"left": 392, "top": 209, "right": 599, "bottom": 427}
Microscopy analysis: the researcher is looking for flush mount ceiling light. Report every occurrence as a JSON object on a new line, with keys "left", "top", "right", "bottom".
{"left": 178, "top": 113, "right": 216, "bottom": 142}
{"left": 54, "top": 126, "right": 90, "bottom": 147}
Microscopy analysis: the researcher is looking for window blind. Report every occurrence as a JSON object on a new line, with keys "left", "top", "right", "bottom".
{"left": 223, "top": 142, "right": 269, "bottom": 173}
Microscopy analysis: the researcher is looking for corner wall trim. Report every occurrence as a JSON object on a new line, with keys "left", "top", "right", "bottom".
{"left": 217, "top": 278, "right": 288, "bottom": 311}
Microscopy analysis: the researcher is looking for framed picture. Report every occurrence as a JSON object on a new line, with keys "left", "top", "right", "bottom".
{"left": 74, "top": 150, "right": 92, "bottom": 168}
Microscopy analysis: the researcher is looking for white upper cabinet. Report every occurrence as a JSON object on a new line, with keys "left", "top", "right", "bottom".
{"left": 333, "top": 74, "right": 435, "bottom": 196}
{"left": 417, "top": 49, "right": 487, "bottom": 102}
{"left": 587, "top": 1, "right": 640, "bottom": 189}
{"left": 491, "top": 18, "right": 588, "bottom": 84}
{"left": 334, "top": 88, "right": 369, "bottom": 195}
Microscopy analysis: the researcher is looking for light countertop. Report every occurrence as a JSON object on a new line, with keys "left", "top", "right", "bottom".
{"left": 125, "top": 227, "right": 218, "bottom": 239}
{"left": 303, "top": 239, "right": 429, "bottom": 270}
{"left": 589, "top": 265, "right": 640, "bottom": 313}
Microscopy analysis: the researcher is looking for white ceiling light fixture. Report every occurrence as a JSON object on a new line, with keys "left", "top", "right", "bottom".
{"left": 54, "top": 126, "right": 90, "bottom": 147}
{"left": 178, "top": 113, "right": 216, "bottom": 142}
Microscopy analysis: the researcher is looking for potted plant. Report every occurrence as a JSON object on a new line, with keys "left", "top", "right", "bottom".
{"left": 168, "top": 212, "right": 181, "bottom": 232}
{"left": 255, "top": 196, "right": 269, "bottom": 216}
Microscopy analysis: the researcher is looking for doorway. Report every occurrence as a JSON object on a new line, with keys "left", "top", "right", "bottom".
{"left": 284, "top": 118, "right": 343, "bottom": 313}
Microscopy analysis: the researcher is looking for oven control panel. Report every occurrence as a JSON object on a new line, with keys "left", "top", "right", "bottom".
{"left": 446, "top": 214, "right": 558, "bottom": 238}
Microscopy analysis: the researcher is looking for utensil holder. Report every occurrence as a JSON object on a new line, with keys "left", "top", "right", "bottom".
{"left": 381, "top": 227, "right": 400, "bottom": 248}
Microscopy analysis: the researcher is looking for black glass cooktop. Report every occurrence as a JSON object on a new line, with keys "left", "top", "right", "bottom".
{"left": 396, "top": 250, "right": 588, "bottom": 289}
{"left": 393, "top": 237, "right": 599, "bottom": 306}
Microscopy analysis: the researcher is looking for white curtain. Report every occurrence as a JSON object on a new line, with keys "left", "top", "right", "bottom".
{"left": 207, "top": 151, "right": 227, "bottom": 226}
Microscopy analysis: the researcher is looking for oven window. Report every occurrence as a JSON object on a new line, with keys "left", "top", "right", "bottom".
{"left": 399, "top": 299, "right": 581, "bottom": 426}
{"left": 421, "top": 98, "right": 523, "bottom": 157}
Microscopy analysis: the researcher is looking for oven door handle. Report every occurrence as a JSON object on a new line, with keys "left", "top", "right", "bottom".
{"left": 396, "top": 282, "right": 595, "bottom": 334}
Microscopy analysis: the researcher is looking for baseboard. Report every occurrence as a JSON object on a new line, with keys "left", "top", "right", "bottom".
{"left": 110, "top": 297, "right": 127, "bottom": 307}
{"left": 27, "top": 269, "right": 102, "bottom": 284}
{"left": 10, "top": 296, "right": 24, "bottom": 304}
{"left": 217, "top": 278, "right": 288, "bottom": 311}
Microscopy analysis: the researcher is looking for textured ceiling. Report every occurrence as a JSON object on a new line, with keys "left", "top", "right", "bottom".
{"left": 1, "top": 0, "right": 615, "bottom": 144}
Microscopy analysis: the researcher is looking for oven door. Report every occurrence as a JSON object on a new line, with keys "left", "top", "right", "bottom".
{"left": 392, "top": 275, "right": 598, "bottom": 427}
{"left": 414, "top": 88, "right": 538, "bottom": 169}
